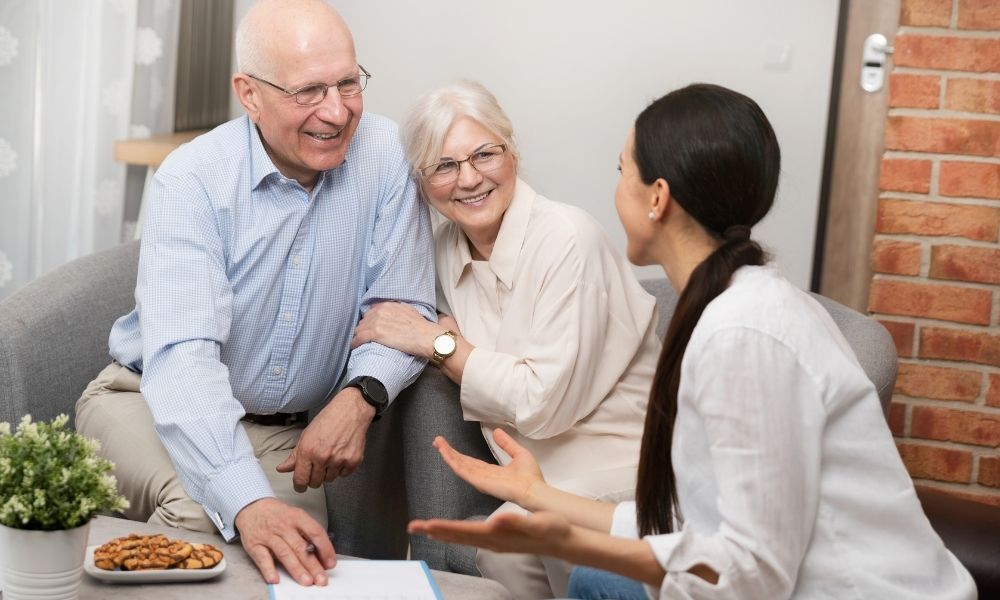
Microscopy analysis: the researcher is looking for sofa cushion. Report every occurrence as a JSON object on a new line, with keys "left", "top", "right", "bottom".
{"left": 0, "top": 240, "right": 139, "bottom": 426}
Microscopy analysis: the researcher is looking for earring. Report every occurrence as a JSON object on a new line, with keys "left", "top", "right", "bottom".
{"left": 648, "top": 211, "right": 655, "bottom": 221}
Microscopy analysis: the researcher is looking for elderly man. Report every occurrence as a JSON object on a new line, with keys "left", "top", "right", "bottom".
{"left": 75, "top": 0, "right": 435, "bottom": 586}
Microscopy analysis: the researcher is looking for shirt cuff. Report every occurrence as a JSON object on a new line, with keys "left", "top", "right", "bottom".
{"left": 459, "top": 348, "right": 518, "bottom": 425}
{"left": 347, "top": 342, "right": 426, "bottom": 403}
{"left": 201, "top": 458, "right": 275, "bottom": 541}
{"left": 610, "top": 501, "right": 640, "bottom": 538}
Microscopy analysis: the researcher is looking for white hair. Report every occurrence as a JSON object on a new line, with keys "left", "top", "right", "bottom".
{"left": 401, "top": 80, "right": 518, "bottom": 174}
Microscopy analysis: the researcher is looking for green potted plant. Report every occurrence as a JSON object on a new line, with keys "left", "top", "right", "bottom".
{"left": 0, "top": 414, "right": 128, "bottom": 600}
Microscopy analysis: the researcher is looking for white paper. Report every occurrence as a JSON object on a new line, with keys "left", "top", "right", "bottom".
{"left": 268, "top": 560, "right": 443, "bottom": 600}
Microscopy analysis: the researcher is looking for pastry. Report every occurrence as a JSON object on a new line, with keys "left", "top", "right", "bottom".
{"left": 92, "top": 534, "right": 222, "bottom": 571}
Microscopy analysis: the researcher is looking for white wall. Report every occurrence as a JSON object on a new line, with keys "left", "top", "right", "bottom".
{"left": 234, "top": 1, "right": 840, "bottom": 288}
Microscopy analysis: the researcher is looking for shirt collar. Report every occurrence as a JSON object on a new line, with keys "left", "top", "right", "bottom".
{"left": 246, "top": 117, "right": 345, "bottom": 196}
{"left": 449, "top": 178, "right": 535, "bottom": 290}
{"left": 247, "top": 117, "right": 282, "bottom": 190}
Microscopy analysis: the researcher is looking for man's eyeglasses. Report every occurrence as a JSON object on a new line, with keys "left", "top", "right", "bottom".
{"left": 419, "top": 144, "right": 509, "bottom": 187}
{"left": 247, "top": 65, "right": 371, "bottom": 105}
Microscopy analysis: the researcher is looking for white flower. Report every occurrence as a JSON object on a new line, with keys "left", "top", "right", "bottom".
{"left": 129, "top": 124, "right": 151, "bottom": 138}
{"left": 0, "top": 138, "right": 17, "bottom": 178}
{"left": 0, "top": 414, "right": 129, "bottom": 529}
{"left": 94, "top": 178, "right": 124, "bottom": 217}
{"left": 0, "top": 26, "right": 18, "bottom": 67}
{"left": 0, "top": 250, "right": 12, "bottom": 289}
{"left": 102, "top": 79, "right": 129, "bottom": 116}
{"left": 78, "top": 497, "right": 96, "bottom": 516}
{"left": 135, "top": 27, "right": 162, "bottom": 66}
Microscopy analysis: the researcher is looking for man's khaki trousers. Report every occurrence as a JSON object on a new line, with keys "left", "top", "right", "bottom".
{"left": 75, "top": 362, "right": 327, "bottom": 534}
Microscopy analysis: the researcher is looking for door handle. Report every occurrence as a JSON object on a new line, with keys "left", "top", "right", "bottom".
{"left": 860, "top": 33, "right": 894, "bottom": 93}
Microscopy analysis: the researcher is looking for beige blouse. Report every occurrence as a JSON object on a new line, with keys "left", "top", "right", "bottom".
{"left": 435, "top": 179, "right": 661, "bottom": 499}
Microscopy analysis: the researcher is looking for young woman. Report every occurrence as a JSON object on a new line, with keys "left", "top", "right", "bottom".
{"left": 407, "top": 83, "right": 976, "bottom": 599}
{"left": 351, "top": 80, "right": 660, "bottom": 598}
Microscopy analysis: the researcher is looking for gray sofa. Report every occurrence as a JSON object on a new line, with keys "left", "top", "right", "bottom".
{"left": 0, "top": 240, "right": 141, "bottom": 427}
{"left": 2, "top": 240, "right": 996, "bottom": 597}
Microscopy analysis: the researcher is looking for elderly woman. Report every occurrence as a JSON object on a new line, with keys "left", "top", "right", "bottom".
{"left": 352, "top": 80, "right": 661, "bottom": 599}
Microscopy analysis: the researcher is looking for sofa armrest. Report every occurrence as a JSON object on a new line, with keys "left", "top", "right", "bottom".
{"left": 0, "top": 241, "right": 139, "bottom": 427}
{"left": 917, "top": 487, "right": 1000, "bottom": 597}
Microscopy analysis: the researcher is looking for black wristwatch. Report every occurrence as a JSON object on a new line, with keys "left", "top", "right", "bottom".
{"left": 346, "top": 376, "right": 389, "bottom": 419}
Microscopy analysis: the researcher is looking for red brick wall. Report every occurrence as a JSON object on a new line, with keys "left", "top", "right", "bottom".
{"left": 871, "top": 0, "right": 1000, "bottom": 507}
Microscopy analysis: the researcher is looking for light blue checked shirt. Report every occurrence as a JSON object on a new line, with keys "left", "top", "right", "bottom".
{"left": 108, "top": 113, "right": 435, "bottom": 540}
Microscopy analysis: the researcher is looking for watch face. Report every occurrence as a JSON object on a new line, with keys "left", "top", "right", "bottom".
{"left": 353, "top": 377, "right": 387, "bottom": 413}
{"left": 434, "top": 333, "right": 457, "bottom": 356}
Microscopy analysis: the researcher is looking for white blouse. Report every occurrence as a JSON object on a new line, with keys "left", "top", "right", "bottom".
{"left": 435, "top": 179, "right": 661, "bottom": 498}
{"left": 610, "top": 265, "right": 975, "bottom": 599}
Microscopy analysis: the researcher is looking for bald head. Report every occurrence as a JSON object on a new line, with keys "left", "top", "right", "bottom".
{"left": 236, "top": 0, "right": 354, "bottom": 79}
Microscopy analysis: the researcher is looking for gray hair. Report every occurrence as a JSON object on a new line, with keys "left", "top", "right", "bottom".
{"left": 401, "top": 80, "right": 518, "bottom": 174}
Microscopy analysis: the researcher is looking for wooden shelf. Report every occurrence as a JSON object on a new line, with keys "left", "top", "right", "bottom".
{"left": 114, "top": 129, "right": 209, "bottom": 168}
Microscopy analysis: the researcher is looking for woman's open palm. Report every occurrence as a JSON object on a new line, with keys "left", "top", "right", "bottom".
{"left": 408, "top": 511, "right": 572, "bottom": 557}
{"left": 434, "top": 428, "right": 545, "bottom": 508}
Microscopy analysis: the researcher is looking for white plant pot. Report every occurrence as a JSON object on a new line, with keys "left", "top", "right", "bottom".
{"left": 0, "top": 525, "right": 4, "bottom": 594}
{"left": 0, "top": 521, "right": 90, "bottom": 600}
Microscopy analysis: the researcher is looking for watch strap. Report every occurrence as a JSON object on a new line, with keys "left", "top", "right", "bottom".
{"left": 346, "top": 376, "right": 388, "bottom": 419}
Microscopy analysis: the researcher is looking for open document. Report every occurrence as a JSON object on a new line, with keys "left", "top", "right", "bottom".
{"left": 268, "top": 560, "right": 444, "bottom": 600}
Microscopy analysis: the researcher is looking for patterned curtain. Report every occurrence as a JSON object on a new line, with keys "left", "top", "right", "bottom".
{"left": 0, "top": 0, "right": 180, "bottom": 300}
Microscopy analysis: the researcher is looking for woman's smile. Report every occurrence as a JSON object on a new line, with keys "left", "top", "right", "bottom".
{"left": 454, "top": 188, "right": 494, "bottom": 207}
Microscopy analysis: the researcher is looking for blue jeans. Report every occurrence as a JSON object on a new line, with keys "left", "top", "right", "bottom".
{"left": 566, "top": 566, "right": 648, "bottom": 600}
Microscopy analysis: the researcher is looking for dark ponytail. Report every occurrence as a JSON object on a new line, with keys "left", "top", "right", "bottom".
{"left": 634, "top": 84, "right": 781, "bottom": 536}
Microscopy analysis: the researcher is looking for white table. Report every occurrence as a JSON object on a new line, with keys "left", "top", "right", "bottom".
{"left": 68, "top": 515, "right": 511, "bottom": 599}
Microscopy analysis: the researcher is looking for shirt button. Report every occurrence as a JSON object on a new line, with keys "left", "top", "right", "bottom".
{"left": 272, "top": 366, "right": 283, "bottom": 376}
{"left": 283, "top": 312, "right": 293, "bottom": 322}
{"left": 291, "top": 255, "right": 301, "bottom": 267}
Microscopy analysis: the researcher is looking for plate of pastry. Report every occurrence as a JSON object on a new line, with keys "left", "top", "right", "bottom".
{"left": 84, "top": 533, "right": 226, "bottom": 583}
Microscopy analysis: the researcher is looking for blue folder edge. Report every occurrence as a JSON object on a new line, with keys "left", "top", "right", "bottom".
{"left": 265, "top": 560, "right": 443, "bottom": 599}
{"left": 419, "top": 559, "right": 445, "bottom": 600}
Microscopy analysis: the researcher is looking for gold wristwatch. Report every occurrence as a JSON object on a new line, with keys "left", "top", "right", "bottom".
{"left": 431, "top": 330, "right": 458, "bottom": 366}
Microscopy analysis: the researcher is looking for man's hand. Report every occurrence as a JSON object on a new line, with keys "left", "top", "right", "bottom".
{"left": 276, "top": 387, "right": 374, "bottom": 491}
{"left": 236, "top": 497, "right": 336, "bottom": 586}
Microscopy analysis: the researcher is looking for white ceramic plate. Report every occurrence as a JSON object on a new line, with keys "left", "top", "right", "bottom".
{"left": 83, "top": 544, "right": 226, "bottom": 583}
